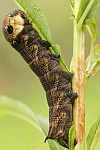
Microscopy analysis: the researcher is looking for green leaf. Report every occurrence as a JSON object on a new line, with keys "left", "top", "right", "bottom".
{"left": 52, "top": 44, "right": 69, "bottom": 71}
{"left": 69, "top": 125, "right": 75, "bottom": 150}
{"left": 0, "top": 96, "right": 51, "bottom": 149}
{"left": 77, "top": 0, "right": 100, "bottom": 29}
{"left": 37, "top": 115, "right": 67, "bottom": 150}
{"left": 86, "top": 17, "right": 97, "bottom": 41}
{"left": 86, "top": 115, "right": 100, "bottom": 150}
{"left": 37, "top": 115, "right": 49, "bottom": 136}
{"left": 77, "top": 0, "right": 90, "bottom": 24}
{"left": 52, "top": 44, "right": 61, "bottom": 55}
{"left": 14, "top": 0, "right": 53, "bottom": 44}
{"left": 84, "top": 0, "right": 100, "bottom": 24}
{"left": 86, "top": 45, "right": 100, "bottom": 78}
{"left": 0, "top": 96, "right": 42, "bottom": 132}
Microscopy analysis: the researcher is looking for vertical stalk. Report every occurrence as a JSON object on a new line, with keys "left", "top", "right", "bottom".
{"left": 71, "top": 0, "right": 86, "bottom": 149}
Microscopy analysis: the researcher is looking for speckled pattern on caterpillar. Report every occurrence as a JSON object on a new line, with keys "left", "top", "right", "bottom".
{"left": 2, "top": 9, "right": 78, "bottom": 148}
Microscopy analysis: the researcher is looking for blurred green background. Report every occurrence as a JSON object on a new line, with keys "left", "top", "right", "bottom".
{"left": 0, "top": 0, "right": 100, "bottom": 150}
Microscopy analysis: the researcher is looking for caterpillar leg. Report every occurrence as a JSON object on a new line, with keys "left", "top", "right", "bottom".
{"left": 50, "top": 53, "right": 60, "bottom": 59}
{"left": 61, "top": 71, "right": 73, "bottom": 82}
{"left": 39, "top": 40, "right": 51, "bottom": 49}
{"left": 67, "top": 90, "right": 78, "bottom": 103}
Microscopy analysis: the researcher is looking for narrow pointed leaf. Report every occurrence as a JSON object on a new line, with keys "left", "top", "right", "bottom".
{"left": 77, "top": 0, "right": 100, "bottom": 29}
{"left": 0, "top": 96, "right": 41, "bottom": 132}
{"left": 84, "top": 0, "right": 100, "bottom": 24}
{"left": 14, "top": 0, "right": 53, "bottom": 44}
{"left": 77, "top": 0, "right": 90, "bottom": 23}
{"left": 86, "top": 45, "right": 100, "bottom": 78}
{"left": 85, "top": 17, "right": 97, "bottom": 55}
{"left": 69, "top": 125, "right": 75, "bottom": 150}
{"left": 86, "top": 17, "right": 97, "bottom": 42}
{"left": 86, "top": 115, "right": 100, "bottom": 150}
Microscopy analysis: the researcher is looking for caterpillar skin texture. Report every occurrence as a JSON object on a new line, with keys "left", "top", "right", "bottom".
{"left": 2, "top": 10, "right": 78, "bottom": 148}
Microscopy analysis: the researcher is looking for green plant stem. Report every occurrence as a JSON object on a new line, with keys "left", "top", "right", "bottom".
{"left": 71, "top": 1, "right": 86, "bottom": 150}
{"left": 73, "top": 24, "right": 85, "bottom": 150}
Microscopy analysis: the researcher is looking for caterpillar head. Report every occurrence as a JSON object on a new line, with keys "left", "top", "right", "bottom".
{"left": 2, "top": 10, "right": 32, "bottom": 45}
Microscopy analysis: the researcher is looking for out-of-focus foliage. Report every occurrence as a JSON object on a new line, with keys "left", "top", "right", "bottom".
{"left": 87, "top": 115, "right": 100, "bottom": 150}
{"left": 86, "top": 45, "right": 100, "bottom": 78}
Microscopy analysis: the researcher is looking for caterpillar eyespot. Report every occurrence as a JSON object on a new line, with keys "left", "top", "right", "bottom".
{"left": 2, "top": 9, "right": 78, "bottom": 148}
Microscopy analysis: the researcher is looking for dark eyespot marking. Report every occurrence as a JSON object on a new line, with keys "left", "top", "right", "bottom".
{"left": 6, "top": 26, "right": 13, "bottom": 34}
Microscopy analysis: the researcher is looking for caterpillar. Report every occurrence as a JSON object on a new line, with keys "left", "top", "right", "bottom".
{"left": 2, "top": 9, "right": 78, "bottom": 148}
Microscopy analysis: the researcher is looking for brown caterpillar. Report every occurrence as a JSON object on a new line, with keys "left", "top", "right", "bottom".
{"left": 2, "top": 10, "right": 78, "bottom": 148}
